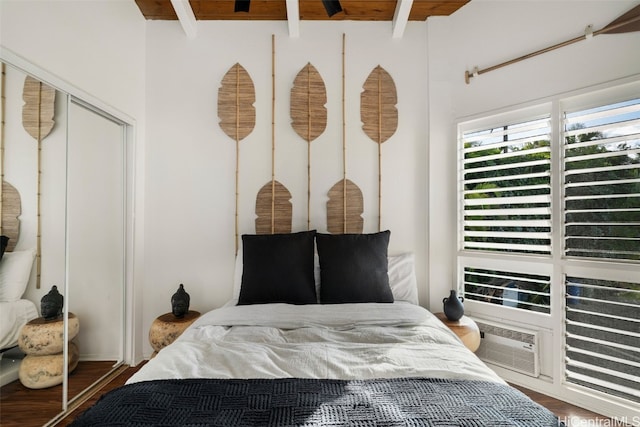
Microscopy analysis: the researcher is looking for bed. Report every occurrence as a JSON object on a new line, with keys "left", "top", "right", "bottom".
{"left": 0, "top": 246, "right": 38, "bottom": 351}
{"left": 0, "top": 300, "right": 38, "bottom": 350}
{"left": 70, "top": 231, "right": 562, "bottom": 426}
{"left": 2, "top": 187, "right": 38, "bottom": 352}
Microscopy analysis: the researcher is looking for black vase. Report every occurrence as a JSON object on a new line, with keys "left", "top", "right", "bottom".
{"left": 171, "top": 284, "right": 190, "bottom": 318}
{"left": 443, "top": 289, "right": 464, "bottom": 321}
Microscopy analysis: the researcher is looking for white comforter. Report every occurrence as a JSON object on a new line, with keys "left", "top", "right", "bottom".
{"left": 128, "top": 302, "right": 503, "bottom": 385}
{"left": 0, "top": 299, "right": 38, "bottom": 349}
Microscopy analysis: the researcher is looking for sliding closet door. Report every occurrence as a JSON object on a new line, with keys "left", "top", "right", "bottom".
{"left": 65, "top": 99, "right": 125, "bottom": 401}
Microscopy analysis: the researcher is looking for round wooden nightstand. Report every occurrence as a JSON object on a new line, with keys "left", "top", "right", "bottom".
{"left": 434, "top": 312, "right": 481, "bottom": 352}
{"left": 149, "top": 310, "right": 200, "bottom": 356}
{"left": 18, "top": 313, "right": 80, "bottom": 388}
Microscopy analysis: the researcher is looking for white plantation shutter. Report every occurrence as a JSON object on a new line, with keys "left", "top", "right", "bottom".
{"left": 464, "top": 267, "right": 551, "bottom": 313}
{"left": 565, "top": 276, "right": 640, "bottom": 404}
{"left": 459, "top": 83, "right": 640, "bottom": 415}
{"left": 461, "top": 117, "right": 552, "bottom": 254}
{"left": 563, "top": 98, "right": 640, "bottom": 261}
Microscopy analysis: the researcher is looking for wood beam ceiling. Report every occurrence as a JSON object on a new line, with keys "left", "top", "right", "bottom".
{"left": 135, "top": 0, "right": 468, "bottom": 21}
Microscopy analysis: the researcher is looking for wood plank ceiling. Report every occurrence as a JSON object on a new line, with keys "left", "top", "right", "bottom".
{"left": 135, "top": 0, "right": 469, "bottom": 21}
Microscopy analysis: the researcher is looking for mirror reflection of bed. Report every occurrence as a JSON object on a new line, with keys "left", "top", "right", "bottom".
{"left": 0, "top": 183, "right": 37, "bottom": 388}
{"left": 0, "top": 61, "right": 127, "bottom": 426}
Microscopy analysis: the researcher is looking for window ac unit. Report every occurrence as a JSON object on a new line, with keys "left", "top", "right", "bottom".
{"left": 475, "top": 319, "right": 540, "bottom": 378}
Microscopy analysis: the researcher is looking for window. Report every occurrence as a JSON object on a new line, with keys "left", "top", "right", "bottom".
{"left": 464, "top": 267, "right": 551, "bottom": 314}
{"left": 565, "top": 276, "right": 640, "bottom": 404}
{"left": 563, "top": 99, "right": 640, "bottom": 261}
{"left": 458, "top": 81, "right": 640, "bottom": 413}
{"left": 561, "top": 96, "right": 640, "bottom": 405}
{"left": 461, "top": 117, "right": 552, "bottom": 255}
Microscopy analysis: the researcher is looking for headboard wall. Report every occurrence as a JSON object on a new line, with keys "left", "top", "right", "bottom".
{"left": 221, "top": 35, "right": 398, "bottom": 243}
{"left": 142, "top": 20, "right": 429, "bottom": 331}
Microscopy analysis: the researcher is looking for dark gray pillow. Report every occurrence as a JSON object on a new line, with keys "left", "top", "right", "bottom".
{"left": 238, "top": 230, "right": 317, "bottom": 305}
{"left": 316, "top": 230, "right": 393, "bottom": 304}
{"left": 0, "top": 236, "right": 8, "bottom": 261}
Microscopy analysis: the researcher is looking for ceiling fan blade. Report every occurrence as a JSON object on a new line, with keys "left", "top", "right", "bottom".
{"left": 322, "top": 0, "right": 342, "bottom": 17}
{"left": 599, "top": 4, "right": 640, "bottom": 35}
{"left": 234, "top": 0, "right": 250, "bottom": 13}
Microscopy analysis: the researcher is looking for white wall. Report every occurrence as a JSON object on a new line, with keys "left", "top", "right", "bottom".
{"left": 142, "top": 20, "right": 429, "bottom": 356}
{"left": 0, "top": 0, "right": 146, "bottom": 362}
{"left": 0, "top": 0, "right": 146, "bottom": 118}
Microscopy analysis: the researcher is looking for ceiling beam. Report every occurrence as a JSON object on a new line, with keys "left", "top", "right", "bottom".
{"left": 286, "top": 0, "right": 300, "bottom": 37}
{"left": 170, "top": 0, "right": 197, "bottom": 39}
{"left": 392, "top": 0, "right": 413, "bottom": 39}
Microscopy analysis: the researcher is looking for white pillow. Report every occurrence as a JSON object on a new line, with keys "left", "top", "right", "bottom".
{"left": 387, "top": 253, "right": 419, "bottom": 305}
{"left": 0, "top": 249, "right": 36, "bottom": 302}
{"left": 230, "top": 249, "right": 418, "bottom": 305}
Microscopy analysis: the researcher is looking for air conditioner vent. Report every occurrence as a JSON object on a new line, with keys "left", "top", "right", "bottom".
{"left": 475, "top": 319, "right": 540, "bottom": 378}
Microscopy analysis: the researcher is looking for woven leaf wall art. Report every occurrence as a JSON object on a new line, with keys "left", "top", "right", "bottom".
{"left": 218, "top": 63, "right": 256, "bottom": 251}
{"left": 22, "top": 76, "right": 55, "bottom": 141}
{"left": 360, "top": 65, "right": 397, "bottom": 231}
{"left": 22, "top": 75, "right": 56, "bottom": 288}
{"left": 327, "top": 179, "right": 363, "bottom": 234}
{"left": 256, "top": 35, "right": 292, "bottom": 234}
{"left": 291, "top": 62, "right": 327, "bottom": 230}
{"left": 327, "top": 34, "right": 364, "bottom": 234}
{"left": 1, "top": 181, "right": 21, "bottom": 253}
{"left": 255, "top": 180, "right": 292, "bottom": 234}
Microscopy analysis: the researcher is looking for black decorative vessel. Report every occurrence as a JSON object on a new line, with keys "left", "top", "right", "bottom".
{"left": 171, "top": 284, "right": 190, "bottom": 318}
{"left": 443, "top": 289, "right": 464, "bottom": 321}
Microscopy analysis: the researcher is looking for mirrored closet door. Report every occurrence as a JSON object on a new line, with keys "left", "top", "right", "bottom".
{"left": 0, "top": 57, "right": 130, "bottom": 426}
{"left": 0, "top": 61, "right": 69, "bottom": 424}
{"left": 65, "top": 98, "right": 126, "bottom": 404}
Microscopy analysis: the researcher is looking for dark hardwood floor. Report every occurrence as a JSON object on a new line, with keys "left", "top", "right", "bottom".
{"left": 1, "top": 361, "right": 623, "bottom": 426}
{"left": 0, "top": 360, "right": 117, "bottom": 427}
{"left": 509, "top": 384, "right": 625, "bottom": 426}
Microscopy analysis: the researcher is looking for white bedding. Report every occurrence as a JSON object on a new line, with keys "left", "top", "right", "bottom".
{"left": 128, "top": 302, "right": 503, "bottom": 385}
{"left": 0, "top": 299, "right": 38, "bottom": 350}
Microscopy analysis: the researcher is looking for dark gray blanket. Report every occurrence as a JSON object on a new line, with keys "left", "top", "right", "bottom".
{"left": 70, "top": 377, "right": 562, "bottom": 426}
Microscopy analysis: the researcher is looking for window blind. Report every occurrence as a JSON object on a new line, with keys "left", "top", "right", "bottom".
{"left": 462, "top": 117, "right": 552, "bottom": 254}
{"left": 464, "top": 267, "right": 551, "bottom": 313}
{"left": 563, "top": 99, "right": 640, "bottom": 261}
{"left": 565, "top": 276, "right": 640, "bottom": 403}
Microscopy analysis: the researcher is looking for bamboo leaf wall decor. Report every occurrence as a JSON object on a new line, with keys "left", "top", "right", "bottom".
{"left": 22, "top": 76, "right": 55, "bottom": 141}
{"left": 22, "top": 75, "right": 56, "bottom": 288}
{"left": 327, "top": 34, "right": 364, "bottom": 234}
{"left": 291, "top": 62, "right": 327, "bottom": 229}
{"left": 218, "top": 64, "right": 256, "bottom": 142}
{"left": 360, "top": 65, "right": 397, "bottom": 231}
{"left": 291, "top": 63, "right": 327, "bottom": 142}
{"left": 256, "top": 35, "right": 292, "bottom": 234}
{"left": 1, "top": 181, "right": 21, "bottom": 253}
{"left": 327, "top": 179, "right": 363, "bottom": 234}
{"left": 255, "top": 180, "right": 292, "bottom": 234}
{"left": 218, "top": 63, "right": 256, "bottom": 251}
